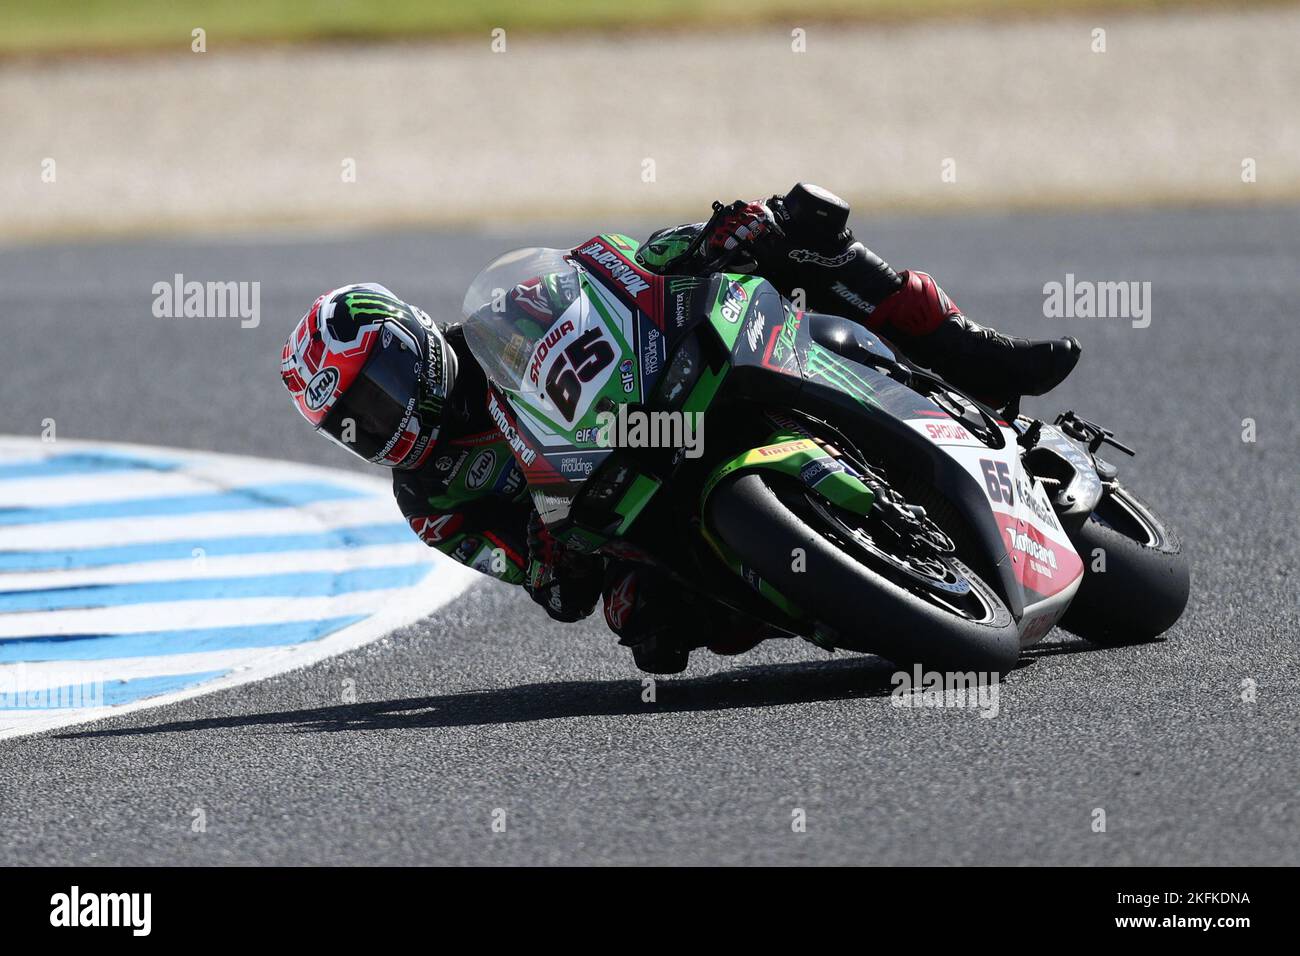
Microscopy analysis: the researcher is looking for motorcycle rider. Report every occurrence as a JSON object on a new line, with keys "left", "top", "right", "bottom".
{"left": 280, "top": 183, "right": 1080, "bottom": 673}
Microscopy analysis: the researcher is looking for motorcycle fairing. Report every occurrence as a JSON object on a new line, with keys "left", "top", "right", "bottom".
{"left": 700, "top": 279, "right": 1086, "bottom": 633}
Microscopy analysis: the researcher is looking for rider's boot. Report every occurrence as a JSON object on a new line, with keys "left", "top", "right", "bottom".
{"left": 869, "top": 270, "right": 1081, "bottom": 406}
{"left": 763, "top": 184, "right": 1081, "bottom": 405}
{"left": 889, "top": 312, "right": 1082, "bottom": 407}
{"left": 604, "top": 565, "right": 693, "bottom": 675}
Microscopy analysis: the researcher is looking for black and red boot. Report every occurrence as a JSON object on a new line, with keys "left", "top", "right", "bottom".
{"left": 870, "top": 270, "right": 1081, "bottom": 406}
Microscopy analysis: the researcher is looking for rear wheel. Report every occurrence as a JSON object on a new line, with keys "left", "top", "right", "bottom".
{"left": 706, "top": 473, "right": 1020, "bottom": 673}
{"left": 1059, "top": 483, "right": 1190, "bottom": 645}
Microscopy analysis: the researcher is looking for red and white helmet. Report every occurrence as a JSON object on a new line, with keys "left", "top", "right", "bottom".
{"left": 280, "top": 283, "right": 457, "bottom": 469}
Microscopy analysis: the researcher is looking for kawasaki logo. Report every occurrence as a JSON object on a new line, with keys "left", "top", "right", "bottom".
{"left": 1006, "top": 526, "right": 1058, "bottom": 571}
{"left": 578, "top": 242, "right": 651, "bottom": 297}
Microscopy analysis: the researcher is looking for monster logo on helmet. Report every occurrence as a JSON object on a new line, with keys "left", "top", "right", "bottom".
{"left": 280, "top": 283, "right": 457, "bottom": 470}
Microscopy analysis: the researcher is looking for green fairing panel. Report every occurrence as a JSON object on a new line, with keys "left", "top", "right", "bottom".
{"left": 419, "top": 436, "right": 528, "bottom": 512}
{"left": 634, "top": 223, "right": 700, "bottom": 271}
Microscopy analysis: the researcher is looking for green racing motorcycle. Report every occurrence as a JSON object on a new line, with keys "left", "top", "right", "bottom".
{"left": 461, "top": 234, "right": 1190, "bottom": 673}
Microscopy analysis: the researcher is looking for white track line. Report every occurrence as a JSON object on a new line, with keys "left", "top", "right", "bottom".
{"left": 0, "top": 437, "right": 484, "bottom": 740}
{"left": 0, "top": 498, "right": 398, "bottom": 550}
{"left": 0, "top": 541, "right": 431, "bottom": 591}
{"left": 0, "top": 588, "right": 459, "bottom": 638}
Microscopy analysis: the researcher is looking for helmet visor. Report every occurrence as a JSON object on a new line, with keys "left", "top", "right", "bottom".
{"left": 319, "top": 322, "right": 426, "bottom": 464}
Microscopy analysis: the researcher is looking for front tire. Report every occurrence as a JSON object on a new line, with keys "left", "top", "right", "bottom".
{"left": 1059, "top": 483, "right": 1190, "bottom": 645}
{"left": 706, "top": 473, "right": 1020, "bottom": 673}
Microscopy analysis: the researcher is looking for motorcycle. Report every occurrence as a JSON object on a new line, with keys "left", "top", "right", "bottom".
{"left": 460, "top": 227, "right": 1190, "bottom": 674}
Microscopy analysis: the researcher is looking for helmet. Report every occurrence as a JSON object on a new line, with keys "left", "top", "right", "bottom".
{"left": 280, "top": 283, "right": 457, "bottom": 469}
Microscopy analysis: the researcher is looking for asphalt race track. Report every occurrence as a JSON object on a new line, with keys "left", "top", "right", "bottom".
{"left": 1, "top": 206, "right": 1296, "bottom": 865}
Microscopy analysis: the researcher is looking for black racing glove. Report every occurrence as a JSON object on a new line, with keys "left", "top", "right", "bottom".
{"left": 525, "top": 512, "right": 602, "bottom": 623}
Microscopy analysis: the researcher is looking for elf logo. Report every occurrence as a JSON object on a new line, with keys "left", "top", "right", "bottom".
{"left": 720, "top": 281, "right": 748, "bottom": 323}
{"left": 50, "top": 886, "right": 152, "bottom": 936}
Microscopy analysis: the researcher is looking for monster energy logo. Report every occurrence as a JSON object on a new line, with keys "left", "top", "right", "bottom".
{"left": 343, "top": 292, "right": 407, "bottom": 320}
{"left": 805, "top": 345, "right": 878, "bottom": 407}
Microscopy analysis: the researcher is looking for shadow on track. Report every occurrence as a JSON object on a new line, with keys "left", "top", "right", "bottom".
{"left": 58, "top": 656, "right": 910, "bottom": 739}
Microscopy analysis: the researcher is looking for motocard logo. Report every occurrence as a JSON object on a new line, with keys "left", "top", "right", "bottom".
{"left": 528, "top": 319, "right": 576, "bottom": 386}
{"left": 487, "top": 393, "right": 537, "bottom": 465}
{"left": 577, "top": 242, "right": 652, "bottom": 298}
{"left": 304, "top": 367, "right": 339, "bottom": 410}
{"left": 1006, "top": 525, "right": 1058, "bottom": 572}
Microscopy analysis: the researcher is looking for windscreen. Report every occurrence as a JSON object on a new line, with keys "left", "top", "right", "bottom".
{"left": 460, "top": 247, "right": 588, "bottom": 398}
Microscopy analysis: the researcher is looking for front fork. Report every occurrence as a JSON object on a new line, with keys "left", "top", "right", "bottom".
{"left": 696, "top": 427, "right": 877, "bottom": 630}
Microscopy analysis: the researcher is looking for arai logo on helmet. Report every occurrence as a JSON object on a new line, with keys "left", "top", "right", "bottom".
{"left": 305, "top": 367, "right": 340, "bottom": 411}
{"left": 465, "top": 449, "right": 497, "bottom": 490}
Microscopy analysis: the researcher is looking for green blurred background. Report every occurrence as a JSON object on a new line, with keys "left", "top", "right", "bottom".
{"left": 2, "top": 0, "right": 1277, "bottom": 54}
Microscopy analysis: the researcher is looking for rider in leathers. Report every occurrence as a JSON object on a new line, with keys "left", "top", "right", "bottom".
{"left": 282, "top": 184, "right": 1080, "bottom": 673}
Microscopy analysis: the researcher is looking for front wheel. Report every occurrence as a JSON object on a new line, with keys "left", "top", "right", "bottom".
{"left": 706, "top": 473, "right": 1020, "bottom": 673}
{"left": 1059, "top": 483, "right": 1190, "bottom": 645}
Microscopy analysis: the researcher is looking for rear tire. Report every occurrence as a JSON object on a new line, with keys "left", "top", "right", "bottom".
{"left": 706, "top": 473, "right": 1020, "bottom": 673}
{"left": 1059, "top": 483, "right": 1190, "bottom": 645}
